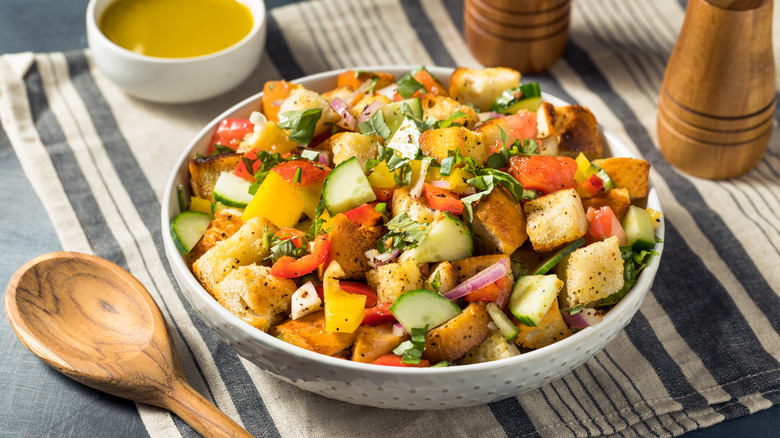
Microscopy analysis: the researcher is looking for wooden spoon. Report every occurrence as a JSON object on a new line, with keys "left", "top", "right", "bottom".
{"left": 4, "top": 252, "right": 252, "bottom": 438}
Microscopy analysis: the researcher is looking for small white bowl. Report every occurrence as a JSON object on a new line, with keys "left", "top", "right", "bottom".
{"left": 86, "top": 0, "right": 267, "bottom": 104}
{"left": 161, "top": 66, "right": 665, "bottom": 409}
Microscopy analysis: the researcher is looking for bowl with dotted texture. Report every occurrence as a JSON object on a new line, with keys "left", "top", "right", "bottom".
{"left": 161, "top": 66, "right": 664, "bottom": 409}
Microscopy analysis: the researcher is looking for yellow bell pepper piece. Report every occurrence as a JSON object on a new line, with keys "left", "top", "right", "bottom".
{"left": 242, "top": 171, "right": 304, "bottom": 227}
{"left": 323, "top": 261, "right": 366, "bottom": 333}
{"left": 647, "top": 208, "right": 663, "bottom": 230}
{"left": 367, "top": 161, "right": 396, "bottom": 188}
{"left": 249, "top": 121, "right": 298, "bottom": 155}
{"left": 294, "top": 182, "right": 323, "bottom": 220}
{"left": 446, "top": 168, "right": 475, "bottom": 194}
{"left": 189, "top": 196, "right": 213, "bottom": 215}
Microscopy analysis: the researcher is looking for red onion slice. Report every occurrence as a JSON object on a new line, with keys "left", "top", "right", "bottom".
{"left": 331, "top": 96, "right": 357, "bottom": 130}
{"left": 365, "top": 248, "right": 401, "bottom": 268}
{"left": 443, "top": 258, "right": 510, "bottom": 300}
{"left": 429, "top": 180, "right": 451, "bottom": 190}
{"left": 392, "top": 322, "right": 407, "bottom": 337}
{"left": 563, "top": 308, "right": 604, "bottom": 328}
{"left": 357, "top": 101, "right": 383, "bottom": 124}
{"left": 317, "top": 150, "right": 330, "bottom": 166}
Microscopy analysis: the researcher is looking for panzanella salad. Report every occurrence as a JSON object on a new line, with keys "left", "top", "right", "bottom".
{"left": 171, "top": 67, "right": 661, "bottom": 367}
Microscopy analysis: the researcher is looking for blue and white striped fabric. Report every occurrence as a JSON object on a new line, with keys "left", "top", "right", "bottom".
{"left": 1, "top": 0, "right": 778, "bottom": 436}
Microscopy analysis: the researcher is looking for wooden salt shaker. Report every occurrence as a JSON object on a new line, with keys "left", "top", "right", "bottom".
{"left": 464, "top": 0, "right": 571, "bottom": 73}
{"left": 657, "top": 0, "right": 775, "bottom": 179}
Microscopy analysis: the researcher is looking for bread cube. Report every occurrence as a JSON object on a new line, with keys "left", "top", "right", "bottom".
{"left": 450, "top": 254, "right": 511, "bottom": 282}
{"left": 349, "top": 94, "right": 392, "bottom": 120}
{"left": 274, "top": 311, "right": 358, "bottom": 356}
{"left": 350, "top": 323, "right": 409, "bottom": 363}
{"left": 366, "top": 257, "right": 423, "bottom": 304}
{"left": 327, "top": 214, "right": 385, "bottom": 280}
{"left": 419, "top": 126, "right": 490, "bottom": 165}
{"left": 581, "top": 187, "right": 631, "bottom": 220}
{"left": 189, "top": 153, "right": 242, "bottom": 202}
{"left": 537, "top": 103, "right": 603, "bottom": 159}
{"left": 214, "top": 264, "right": 296, "bottom": 331}
{"left": 474, "top": 118, "right": 515, "bottom": 153}
{"left": 423, "top": 302, "right": 492, "bottom": 363}
{"left": 192, "top": 217, "right": 277, "bottom": 296}
{"left": 472, "top": 187, "right": 528, "bottom": 254}
{"left": 423, "top": 261, "right": 458, "bottom": 294}
{"left": 391, "top": 186, "right": 438, "bottom": 223}
{"left": 556, "top": 236, "right": 624, "bottom": 308}
{"left": 420, "top": 94, "right": 480, "bottom": 130}
{"left": 592, "top": 157, "right": 650, "bottom": 200}
{"left": 449, "top": 67, "right": 521, "bottom": 111}
{"left": 319, "top": 132, "right": 382, "bottom": 169}
{"left": 458, "top": 331, "right": 520, "bottom": 364}
{"left": 523, "top": 188, "right": 588, "bottom": 252}
{"left": 513, "top": 299, "right": 573, "bottom": 349}
{"left": 278, "top": 87, "right": 341, "bottom": 140}
{"left": 188, "top": 208, "right": 244, "bottom": 266}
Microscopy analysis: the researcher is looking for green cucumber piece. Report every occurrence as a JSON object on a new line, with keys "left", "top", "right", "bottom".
{"left": 622, "top": 205, "right": 655, "bottom": 251}
{"left": 386, "top": 117, "right": 422, "bottom": 159}
{"left": 389, "top": 289, "right": 461, "bottom": 333}
{"left": 508, "top": 275, "right": 562, "bottom": 327}
{"left": 491, "top": 82, "right": 542, "bottom": 114}
{"left": 212, "top": 171, "right": 254, "bottom": 208}
{"left": 170, "top": 211, "right": 212, "bottom": 255}
{"left": 321, "top": 156, "right": 377, "bottom": 215}
{"left": 486, "top": 302, "right": 521, "bottom": 341}
{"left": 399, "top": 212, "right": 473, "bottom": 264}
{"left": 210, "top": 201, "right": 230, "bottom": 216}
{"left": 531, "top": 238, "right": 585, "bottom": 275}
{"left": 383, "top": 98, "right": 423, "bottom": 135}
{"left": 504, "top": 97, "right": 543, "bottom": 114}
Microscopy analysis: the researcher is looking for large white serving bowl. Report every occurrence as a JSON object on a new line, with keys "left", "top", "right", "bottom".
{"left": 86, "top": 0, "right": 267, "bottom": 104}
{"left": 161, "top": 66, "right": 664, "bottom": 410}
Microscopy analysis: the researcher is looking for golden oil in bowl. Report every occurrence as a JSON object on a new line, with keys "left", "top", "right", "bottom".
{"left": 99, "top": 0, "right": 253, "bottom": 58}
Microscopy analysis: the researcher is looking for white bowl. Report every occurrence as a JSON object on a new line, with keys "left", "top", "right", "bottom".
{"left": 86, "top": 0, "right": 267, "bottom": 104}
{"left": 161, "top": 66, "right": 665, "bottom": 409}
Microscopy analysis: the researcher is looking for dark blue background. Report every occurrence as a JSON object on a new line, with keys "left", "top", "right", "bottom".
{"left": 0, "top": 1, "right": 777, "bottom": 436}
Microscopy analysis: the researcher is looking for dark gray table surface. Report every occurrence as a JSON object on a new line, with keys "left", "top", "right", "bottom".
{"left": 0, "top": 1, "right": 777, "bottom": 437}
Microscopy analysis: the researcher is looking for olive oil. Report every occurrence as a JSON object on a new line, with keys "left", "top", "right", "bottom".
{"left": 99, "top": 0, "right": 253, "bottom": 58}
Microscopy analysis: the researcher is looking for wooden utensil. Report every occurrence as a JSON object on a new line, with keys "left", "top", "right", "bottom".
{"left": 463, "top": 0, "right": 570, "bottom": 73}
{"left": 657, "top": 0, "right": 775, "bottom": 179}
{"left": 4, "top": 252, "right": 252, "bottom": 438}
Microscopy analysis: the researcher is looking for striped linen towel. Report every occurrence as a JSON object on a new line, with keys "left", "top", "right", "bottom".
{"left": 1, "top": 0, "right": 779, "bottom": 436}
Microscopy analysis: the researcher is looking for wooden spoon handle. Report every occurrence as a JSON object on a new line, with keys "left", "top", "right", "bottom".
{"left": 164, "top": 379, "right": 253, "bottom": 438}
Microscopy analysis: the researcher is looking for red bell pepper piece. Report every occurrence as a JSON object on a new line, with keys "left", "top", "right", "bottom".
{"left": 463, "top": 276, "right": 513, "bottom": 308}
{"left": 372, "top": 354, "right": 430, "bottom": 367}
{"left": 270, "top": 234, "right": 330, "bottom": 278}
{"left": 209, "top": 118, "right": 254, "bottom": 155}
{"left": 234, "top": 148, "right": 261, "bottom": 180}
{"left": 272, "top": 160, "right": 331, "bottom": 186}
{"left": 361, "top": 303, "right": 396, "bottom": 325}
{"left": 422, "top": 183, "right": 464, "bottom": 216}
{"left": 344, "top": 203, "right": 383, "bottom": 227}
{"left": 581, "top": 174, "right": 605, "bottom": 196}
{"left": 508, "top": 155, "right": 577, "bottom": 195}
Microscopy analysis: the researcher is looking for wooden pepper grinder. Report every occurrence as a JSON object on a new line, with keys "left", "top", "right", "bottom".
{"left": 657, "top": 0, "right": 775, "bottom": 179}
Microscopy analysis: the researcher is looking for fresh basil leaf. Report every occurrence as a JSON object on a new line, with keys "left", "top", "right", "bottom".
{"left": 396, "top": 70, "right": 425, "bottom": 99}
{"left": 293, "top": 167, "right": 303, "bottom": 185}
{"left": 278, "top": 108, "right": 323, "bottom": 146}
{"left": 393, "top": 325, "right": 428, "bottom": 364}
{"left": 358, "top": 110, "right": 392, "bottom": 141}
{"left": 210, "top": 144, "right": 234, "bottom": 156}
{"left": 430, "top": 270, "right": 442, "bottom": 293}
{"left": 378, "top": 212, "right": 430, "bottom": 253}
{"left": 436, "top": 110, "right": 468, "bottom": 129}
{"left": 490, "top": 82, "right": 542, "bottom": 113}
{"left": 521, "top": 139, "right": 540, "bottom": 155}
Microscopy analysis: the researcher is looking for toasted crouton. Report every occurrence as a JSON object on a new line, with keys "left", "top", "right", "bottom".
{"left": 513, "top": 299, "right": 573, "bottom": 349}
{"left": 189, "top": 153, "right": 242, "bottom": 202}
{"left": 278, "top": 87, "right": 341, "bottom": 140}
{"left": 420, "top": 94, "right": 480, "bottom": 130}
{"left": 214, "top": 264, "right": 296, "bottom": 332}
{"left": 474, "top": 118, "right": 516, "bottom": 153}
{"left": 192, "top": 217, "right": 277, "bottom": 296}
{"left": 423, "top": 261, "right": 458, "bottom": 294}
{"left": 557, "top": 236, "right": 624, "bottom": 308}
{"left": 449, "top": 67, "right": 521, "bottom": 111}
{"left": 337, "top": 70, "right": 396, "bottom": 92}
{"left": 423, "top": 302, "right": 492, "bottom": 363}
{"left": 450, "top": 254, "right": 511, "bottom": 282}
{"left": 419, "top": 126, "right": 490, "bottom": 165}
{"left": 318, "top": 132, "right": 382, "bottom": 168}
{"left": 391, "top": 186, "right": 438, "bottom": 223}
{"left": 366, "top": 257, "right": 424, "bottom": 304}
{"left": 321, "top": 86, "right": 357, "bottom": 105}
{"left": 592, "top": 157, "right": 650, "bottom": 200}
{"left": 582, "top": 188, "right": 631, "bottom": 220}
{"left": 274, "top": 311, "right": 358, "bottom": 356}
{"left": 458, "top": 331, "right": 521, "bottom": 364}
{"left": 524, "top": 189, "right": 588, "bottom": 252}
{"left": 327, "top": 214, "right": 385, "bottom": 280}
{"left": 188, "top": 208, "right": 244, "bottom": 267}
{"left": 350, "top": 323, "right": 409, "bottom": 363}
{"left": 350, "top": 94, "right": 392, "bottom": 120}
{"left": 537, "top": 103, "right": 603, "bottom": 159}
{"left": 472, "top": 188, "right": 528, "bottom": 254}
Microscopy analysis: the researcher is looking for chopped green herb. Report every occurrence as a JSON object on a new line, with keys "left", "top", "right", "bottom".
{"left": 431, "top": 361, "right": 453, "bottom": 367}
{"left": 598, "top": 246, "right": 660, "bottom": 306}
{"left": 210, "top": 144, "right": 234, "bottom": 156}
{"left": 358, "top": 109, "right": 392, "bottom": 141}
{"left": 177, "top": 184, "right": 186, "bottom": 212}
{"left": 377, "top": 212, "right": 430, "bottom": 253}
{"left": 293, "top": 167, "right": 303, "bottom": 185}
{"left": 278, "top": 108, "right": 323, "bottom": 146}
{"left": 396, "top": 69, "right": 426, "bottom": 99}
{"left": 393, "top": 325, "right": 428, "bottom": 364}
{"left": 490, "top": 82, "right": 542, "bottom": 114}
{"left": 430, "top": 270, "right": 442, "bottom": 293}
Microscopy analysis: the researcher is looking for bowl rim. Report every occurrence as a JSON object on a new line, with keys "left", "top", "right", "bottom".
{"left": 86, "top": 0, "right": 267, "bottom": 63}
{"left": 161, "top": 65, "right": 665, "bottom": 376}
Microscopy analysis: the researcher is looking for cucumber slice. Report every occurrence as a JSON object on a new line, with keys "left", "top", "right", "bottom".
{"left": 491, "top": 82, "right": 542, "bottom": 114}
{"left": 210, "top": 201, "right": 230, "bottom": 216}
{"left": 504, "top": 97, "right": 542, "bottom": 114}
{"left": 399, "top": 213, "right": 473, "bottom": 264}
{"left": 508, "top": 275, "right": 563, "bottom": 327}
{"left": 486, "top": 302, "right": 521, "bottom": 341}
{"left": 389, "top": 289, "right": 461, "bottom": 333}
{"left": 170, "top": 211, "right": 212, "bottom": 255}
{"left": 212, "top": 171, "right": 254, "bottom": 208}
{"left": 531, "top": 238, "right": 585, "bottom": 275}
{"left": 622, "top": 205, "right": 655, "bottom": 251}
{"left": 383, "top": 98, "right": 423, "bottom": 135}
{"left": 321, "top": 157, "right": 377, "bottom": 215}
{"left": 386, "top": 117, "right": 422, "bottom": 159}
